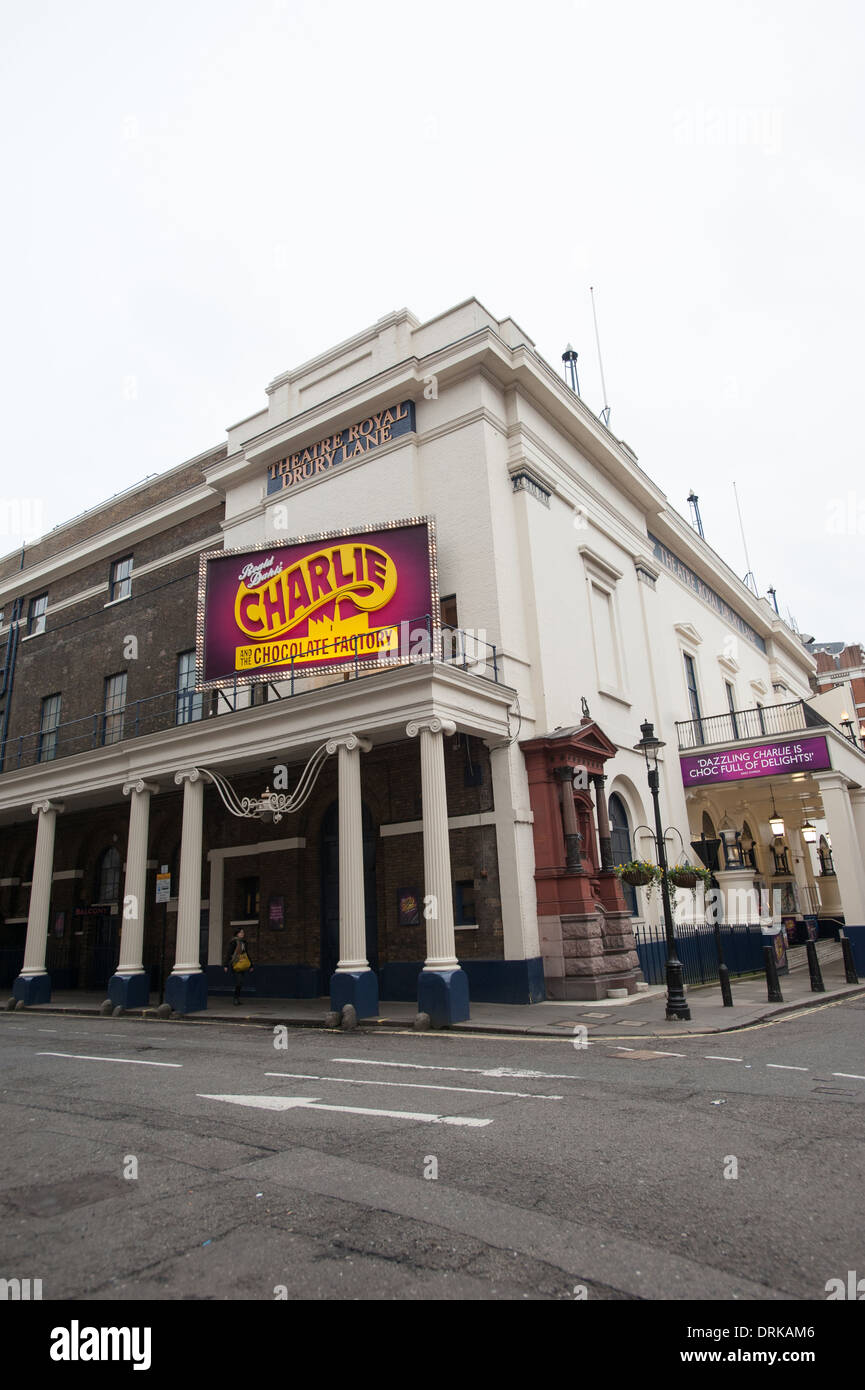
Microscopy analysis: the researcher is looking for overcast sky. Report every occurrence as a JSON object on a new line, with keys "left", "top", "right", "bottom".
{"left": 1, "top": 0, "right": 862, "bottom": 643}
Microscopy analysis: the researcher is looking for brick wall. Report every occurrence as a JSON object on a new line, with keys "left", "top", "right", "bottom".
{"left": 0, "top": 734, "right": 506, "bottom": 980}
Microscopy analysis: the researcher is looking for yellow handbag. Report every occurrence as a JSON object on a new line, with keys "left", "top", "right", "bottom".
{"left": 232, "top": 948, "right": 251, "bottom": 973}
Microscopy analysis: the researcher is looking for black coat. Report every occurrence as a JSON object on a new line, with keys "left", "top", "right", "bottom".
{"left": 224, "top": 936, "right": 253, "bottom": 970}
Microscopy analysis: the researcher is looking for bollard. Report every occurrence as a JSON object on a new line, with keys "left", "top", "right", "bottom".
{"left": 718, "top": 962, "right": 734, "bottom": 1008}
{"left": 805, "top": 940, "right": 825, "bottom": 993}
{"left": 840, "top": 934, "right": 860, "bottom": 985}
{"left": 763, "top": 945, "right": 784, "bottom": 1003}
{"left": 712, "top": 924, "right": 734, "bottom": 1007}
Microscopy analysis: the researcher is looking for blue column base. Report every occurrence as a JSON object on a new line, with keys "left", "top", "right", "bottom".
{"left": 843, "top": 925, "right": 865, "bottom": 974}
{"left": 164, "top": 972, "right": 208, "bottom": 1014}
{"left": 13, "top": 974, "right": 51, "bottom": 1005}
{"left": 330, "top": 969, "right": 379, "bottom": 1019}
{"left": 418, "top": 967, "right": 470, "bottom": 1027}
{"left": 108, "top": 973, "right": 150, "bottom": 1009}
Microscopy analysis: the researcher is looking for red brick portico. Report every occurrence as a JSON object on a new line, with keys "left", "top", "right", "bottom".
{"left": 522, "top": 718, "right": 644, "bottom": 999}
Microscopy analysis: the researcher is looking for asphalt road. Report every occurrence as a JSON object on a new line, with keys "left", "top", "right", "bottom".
{"left": 1, "top": 996, "right": 863, "bottom": 1302}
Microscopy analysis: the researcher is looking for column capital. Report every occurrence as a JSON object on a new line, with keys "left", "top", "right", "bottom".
{"left": 812, "top": 770, "right": 854, "bottom": 793}
{"left": 123, "top": 779, "right": 160, "bottom": 798}
{"left": 31, "top": 799, "right": 64, "bottom": 817}
{"left": 325, "top": 732, "right": 372, "bottom": 756}
{"left": 174, "top": 768, "right": 203, "bottom": 787}
{"left": 406, "top": 716, "right": 456, "bottom": 739}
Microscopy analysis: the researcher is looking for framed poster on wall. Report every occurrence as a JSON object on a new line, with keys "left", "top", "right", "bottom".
{"left": 398, "top": 887, "right": 420, "bottom": 927}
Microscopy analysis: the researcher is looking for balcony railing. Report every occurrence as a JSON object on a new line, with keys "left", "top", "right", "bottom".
{"left": 676, "top": 699, "right": 827, "bottom": 751}
{"left": 0, "top": 618, "right": 501, "bottom": 776}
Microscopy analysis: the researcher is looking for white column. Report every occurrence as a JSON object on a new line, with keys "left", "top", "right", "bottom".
{"left": 117, "top": 780, "right": 158, "bottom": 975}
{"left": 489, "top": 741, "right": 540, "bottom": 960}
{"left": 325, "top": 733, "right": 372, "bottom": 972}
{"left": 814, "top": 772, "right": 865, "bottom": 927}
{"left": 407, "top": 716, "right": 459, "bottom": 971}
{"left": 207, "top": 852, "right": 225, "bottom": 967}
{"left": 21, "top": 800, "right": 64, "bottom": 975}
{"left": 172, "top": 769, "right": 205, "bottom": 974}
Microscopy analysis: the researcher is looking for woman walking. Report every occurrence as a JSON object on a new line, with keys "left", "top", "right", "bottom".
{"left": 223, "top": 928, "right": 254, "bottom": 1005}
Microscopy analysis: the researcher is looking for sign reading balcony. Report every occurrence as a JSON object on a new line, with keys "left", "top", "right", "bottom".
{"left": 265, "top": 401, "right": 416, "bottom": 496}
{"left": 680, "top": 736, "right": 831, "bottom": 786}
{"left": 196, "top": 518, "right": 438, "bottom": 687}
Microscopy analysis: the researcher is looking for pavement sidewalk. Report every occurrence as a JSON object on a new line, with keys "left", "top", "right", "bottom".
{"left": 3, "top": 947, "right": 862, "bottom": 1039}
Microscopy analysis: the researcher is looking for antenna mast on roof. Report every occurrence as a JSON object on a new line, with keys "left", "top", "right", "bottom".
{"left": 590, "top": 286, "right": 611, "bottom": 427}
{"left": 687, "top": 491, "right": 705, "bottom": 540}
{"left": 562, "top": 344, "right": 580, "bottom": 397}
{"left": 733, "top": 480, "right": 758, "bottom": 595}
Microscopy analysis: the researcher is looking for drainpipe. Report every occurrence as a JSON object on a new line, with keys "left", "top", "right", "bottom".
{"left": 0, "top": 596, "right": 23, "bottom": 771}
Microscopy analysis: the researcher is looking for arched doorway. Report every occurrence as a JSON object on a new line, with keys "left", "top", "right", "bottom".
{"left": 320, "top": 801, "right": 378, "bottom": 982}
{"left": 609, "top": 792, "right": 638, "bottom": 915}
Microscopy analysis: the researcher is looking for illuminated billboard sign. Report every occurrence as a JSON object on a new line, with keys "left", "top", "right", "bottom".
{"left": 196, "top": 518, "right": 438, "bottom": 687}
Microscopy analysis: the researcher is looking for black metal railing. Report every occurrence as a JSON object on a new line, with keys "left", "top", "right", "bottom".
{"left": 0, "top": 616, "right": 501, "bottom": 775}
{"left": 634, "top": 921, "right": 768, "bottom": 986}
{"left": 676, "top": 699, "right": 827, "bottom": 750}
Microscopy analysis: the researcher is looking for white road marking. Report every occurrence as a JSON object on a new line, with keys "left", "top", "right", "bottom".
{"left": 766, "top": 1064, "right": 808, "bottom": 1071}
{"left": 614, "top": 1046, "right": 635, "bottom": 1052}
{"left": 653, "top": 1050, "right": 687, "bottom": 1057}
{"left": 831, "top": 1072, "right": 865, "bottom": 1081}
{"left": 265, "top": 1071, "right": 562, "bottom": 1100}
{"left": 331, "top": 1058, "right": 583, "bottom": 1081}
{"left": 37, "top": 1029, "right": 58, "bottom": 1033}
{"left": 198, "top": 1094, "right": 492, "bottom": 1126}
{"left": 704, "top": 1055, "right": 743, "bottom": 1063}
{"left": 36, "top": 1051, "right": 181, "bottom": 1068}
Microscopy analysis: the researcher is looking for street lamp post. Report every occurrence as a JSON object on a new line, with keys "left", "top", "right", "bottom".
{"left": 635, "top": 719, "right": 691, "bottom": 1021}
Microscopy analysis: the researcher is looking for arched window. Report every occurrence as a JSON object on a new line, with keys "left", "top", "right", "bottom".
{"left": 95, "top": 846, "right": 122, "bottom": 904}
{"left": 609, "top": 793, "right": 638, "bottom": 915}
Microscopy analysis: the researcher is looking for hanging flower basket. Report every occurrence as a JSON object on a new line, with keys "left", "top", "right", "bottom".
{"left": 666, "top": 863, "right": 713, "bottom": 891}
{"left": 616, "top": 860, "right": 661, "bottom": 891}
{"left": 667, "top": 867, "right": 698, "bottom": 889}
{"left": 620, "top": 868, "right": 654, "bottom": 887}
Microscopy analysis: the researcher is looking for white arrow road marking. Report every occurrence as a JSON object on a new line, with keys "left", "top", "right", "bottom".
{"left": 332, "top": 1058, "right": 582, "bottom": 1081}
{"left": 265, "top": 1071, "right": 562, "bottom": 1100}
{"left": 37, "top": 1051, "right": 181, "bottom": 1068}
{"left": 198, "top": 1094, "right": 493, "bottom": 1126}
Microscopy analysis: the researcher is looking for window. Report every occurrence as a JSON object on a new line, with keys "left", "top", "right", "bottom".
{"left": 454, "top": 879, "right": 476, "bottom": 925}
{"left": 609, "top": 793, "right": 637, "bottom": 915}
{"left": 38, "top": 693, "right": 62, "bottom": 762}
{"left": 27, "top": 594, "right": 47, "bottom": 636}
{"left": 102, "top": 672, "right": 127, "bottom": 745}
{"left": 683, "top": 652, "right": 704, "bottom": 739}
{"left": 684, "top": 654, "right": 701, "bottom": 722}
{"left": 96, "top": 846, "right": 122, "bottom": 903}
{"left": 176, "top": 651, "right": 202, "bottom": 724}
{"left": 237, "top": 876, "right": 260, "bottom": 919}
{"left": 725, "top": 681, "right": 739, "bottom": 740}
{"left": 109, "top": 556, "right": 133, "bottom": 603}
{"left": 440, "top": 594, "right": 458, "bottom": 630}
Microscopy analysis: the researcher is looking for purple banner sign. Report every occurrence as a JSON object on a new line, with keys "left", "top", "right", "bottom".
{"left": 680, "top": 736, "right": 831, "bottom": 786}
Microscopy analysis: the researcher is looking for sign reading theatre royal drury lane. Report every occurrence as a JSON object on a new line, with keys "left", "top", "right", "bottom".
{"left": 265, "top": 400, "right": 416, "bottom": 496}
{"left": 680, "top": 736, "right": 831, "bottom": 786}
{"left": 196, "top": 518, "right": 438, "bottom": 687}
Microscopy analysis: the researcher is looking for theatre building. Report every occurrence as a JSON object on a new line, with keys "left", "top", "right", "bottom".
{"left": 2, "top": 299, "right": 865, "bottom": 1022}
